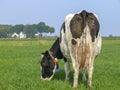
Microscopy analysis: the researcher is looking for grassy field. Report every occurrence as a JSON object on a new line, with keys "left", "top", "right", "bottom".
{"left": 0, "top": 38, "right": 120, "bottom": 90}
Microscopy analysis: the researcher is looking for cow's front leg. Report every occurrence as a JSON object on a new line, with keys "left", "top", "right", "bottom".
{"left": 64, "top": 61, "right": 70, "bottom": 82}
{"left": 82, "top": 69, "right": 87, "bottom": 82}
{"left": 73, "top": 63, "right": 79, "bottom": 88}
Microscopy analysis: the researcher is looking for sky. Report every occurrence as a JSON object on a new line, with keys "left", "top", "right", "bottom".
{"left": 0, "top": 0, "right": 120, "bottom": 36}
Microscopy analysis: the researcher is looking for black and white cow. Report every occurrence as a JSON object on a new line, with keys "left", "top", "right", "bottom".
{"left": 41, "top": 10, "right": 102, "bottom": 88}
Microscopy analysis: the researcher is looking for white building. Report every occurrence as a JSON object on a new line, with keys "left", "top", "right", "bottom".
{"left": 11, "top": 33, "right": 19, "bottom": 38}
{"left": 35, "top": 32, "right": 42, "bottom": 37}
{"left": 42, "top": 32, "right": 54, "bottom": 37}
{"left": 19, "top": 32, "right": 26, "bottom": 38}
{"left": 11, "top": 32, "right": 26, "bottom": 38}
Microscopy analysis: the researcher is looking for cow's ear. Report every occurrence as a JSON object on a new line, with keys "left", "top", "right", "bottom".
{"left": 45, "top": 50, "right": 49, "bottom": 54}
{"left": 41, "top": 52, "right": 45, "bottom": 55}
{"left": 41, "top": 50, "right": 49, "bottom": 55}
{"left": 43, "top": 50, "right": 50, "bottom": 59}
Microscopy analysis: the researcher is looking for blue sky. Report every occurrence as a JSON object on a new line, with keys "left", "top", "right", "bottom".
{"left": 0, "top": 0, "right": 120, "bottom": 36}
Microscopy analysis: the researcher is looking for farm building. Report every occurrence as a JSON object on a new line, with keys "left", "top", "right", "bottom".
{"left": 42, "top": 32, "right": 55, "bottom": 37}
{"left": 19, "top": 32, "right": 26, "bottom": 38}
{"left": 35, "top": 32, "right": 42, "bottom": 37}
{"left": 11, "top": 32, "right": 26, "bottom": 38}
{"left": 11, "top": 33, "right": 19, "bottom": 38}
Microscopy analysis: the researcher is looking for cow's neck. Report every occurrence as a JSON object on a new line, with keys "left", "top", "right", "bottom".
{"left": 49, "top": 38, "right": 60, "bottom": 58}
{"left": 49, "top": 38, "right": 63, "bottom": 59}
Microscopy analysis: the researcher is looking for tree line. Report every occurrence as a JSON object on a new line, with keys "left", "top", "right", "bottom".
{"left": 0, "top": 22, "right": 55, "bottom": 38}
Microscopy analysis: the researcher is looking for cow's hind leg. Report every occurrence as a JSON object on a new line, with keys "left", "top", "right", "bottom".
{"left": 87, "top": 57, "right": 94, "bottom": 88}
{"left": 73, "top": 62, "right": 79, "bottom": 88}
{"left": 64, "top": 61, "right": 70, "bottom": 82}
{"left": 88, "top": 64, "right": 93, "bottom": 88}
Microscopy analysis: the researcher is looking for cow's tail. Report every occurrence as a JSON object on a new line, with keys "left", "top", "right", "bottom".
{"left": 77, "top": 25, "right": 91, "bottom": 69}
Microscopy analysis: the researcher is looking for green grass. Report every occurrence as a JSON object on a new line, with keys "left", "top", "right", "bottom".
{"left": 0, "top": 38, "right": 120, "bottom": 90}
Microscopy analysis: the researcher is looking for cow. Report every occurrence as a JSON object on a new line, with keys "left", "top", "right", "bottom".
{"left": 60, "top": 10, "right": 102, "bottom": 88}
{"left": 40, "top": 10, "right": 102, "bottom": 89}
{"left": 40, "top": 38, "right": 64, "bottom": 80}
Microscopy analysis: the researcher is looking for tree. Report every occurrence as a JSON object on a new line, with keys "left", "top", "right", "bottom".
{"left": 48, "top": 27, "right": 55, "bottom": 33}
{"left": 36, "top": 22, "right": 46, "bottom": 33}
{"left": 23, "top": 24, "right": 37, "bottom": 38}
{"left": 109, "top": 34, "right": 113, "bottom": 37}
{"left": 8, "top": 24, "right": 24, "bottom": 34}
{"left": 0, "top": 25, "right": 12, "bottom": 38}
{"left": 14, "top": 24, "right": 24, "bottom": 33}
{"left": 36, "top": 22, "right": 55, "bottom": 34}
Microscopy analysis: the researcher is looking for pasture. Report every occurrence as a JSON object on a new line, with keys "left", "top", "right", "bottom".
{"left": 0, "top": 38, "right": 120, "bottom": 90}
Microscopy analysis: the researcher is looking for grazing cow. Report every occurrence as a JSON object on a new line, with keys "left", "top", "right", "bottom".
{"left": 40, "top": 38, "right": 64, "bottom": 80}
{"left": 40, "top": 10, "right": 102, "bottom": 88}
{"left": 60, "top": 10, "right": 102, "bottom": 88}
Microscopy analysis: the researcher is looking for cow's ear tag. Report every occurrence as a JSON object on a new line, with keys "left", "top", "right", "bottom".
{"left": 54, "top": 58, "right": 58, "bottom": 65}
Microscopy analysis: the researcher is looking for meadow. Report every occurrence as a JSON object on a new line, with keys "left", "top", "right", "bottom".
{"left": 0, "top": 38, "right": 120, "bottom": 90}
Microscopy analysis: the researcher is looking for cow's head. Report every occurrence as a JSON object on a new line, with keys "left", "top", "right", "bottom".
{"left": 40, "top": 50, "right": 58, "bottom": 80}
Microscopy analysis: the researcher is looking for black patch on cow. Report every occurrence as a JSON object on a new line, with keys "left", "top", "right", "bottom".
{"left": 71, "top": 39, "right": 77, "bottom": 45}
{"left": 70, "top": 10, "right": 100, "bottom": 42}
{"left": 87, "top": 13, "right": 100, "bottom": 42}
{"left": 60, "top": 22, "right": 65, "bottom": 33}
{"left": 62, "top": 22, "right": 65, "bottom": 33}
{"left": 60, "top": 33, "right": 62, "bottom": 44}
{"left": 70, "top": 14, "right": 84, "bottom": 39}
{"left": 60, "top": 22, "right": 65, "bottom": 43}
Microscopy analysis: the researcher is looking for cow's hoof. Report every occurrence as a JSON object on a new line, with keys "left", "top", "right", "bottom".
{"left": 87, "top": 82, "right": 91, "bottom": 88}
{"left": 73, "top": 84, "right": 78, "bottom": 89}
{"left": 73, "top": 85, "right": 78, "bottom": 89}
{"left": 65, "top": 77, "right": 69, "bottom": 83}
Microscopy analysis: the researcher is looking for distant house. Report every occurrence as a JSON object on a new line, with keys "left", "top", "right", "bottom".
{"left": 19, "top": 32, "right": 26, "bottom": 38}
{"left": 35, "top": 32, "right": 42, "bottom": 37}
{"left": 42, "top": 32, "right": 54, "bottom": 37}
{"left": 11, "top": 32, "right": 26, "bottom": 38}
{"left": 11, "top": 33, "right": 19, "bottom": 38}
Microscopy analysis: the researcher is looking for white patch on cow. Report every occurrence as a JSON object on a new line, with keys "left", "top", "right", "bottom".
{"left": 41, "top": 65, "right": 57, "bottom": 81}
{"left": 60, "top": 14, "right": 74, "bottom": 59}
